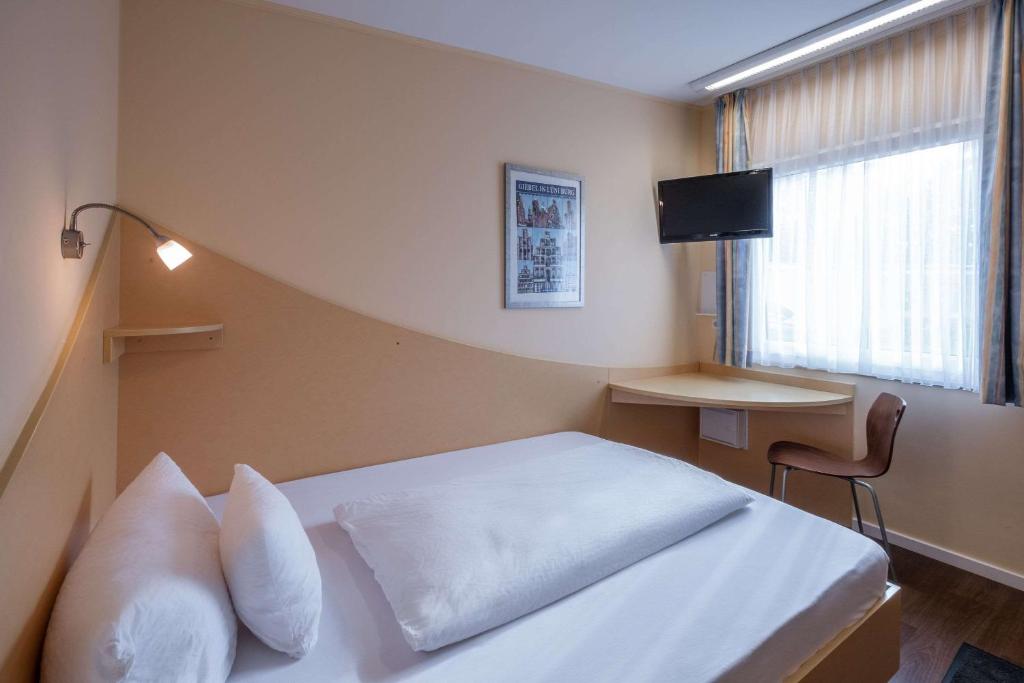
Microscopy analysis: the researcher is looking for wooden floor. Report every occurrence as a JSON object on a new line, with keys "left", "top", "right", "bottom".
{"left": 891, "top": 545, "right": 1024, "bottom": 682}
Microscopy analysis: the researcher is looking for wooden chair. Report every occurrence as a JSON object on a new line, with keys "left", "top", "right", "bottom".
{"left": 767, "top": 392, "right": 907, "bottom": 576}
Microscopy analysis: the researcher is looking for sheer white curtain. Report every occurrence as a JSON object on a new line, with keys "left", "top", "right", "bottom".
{"left": 747, "top": 6, "right": 989, "bottom": 390}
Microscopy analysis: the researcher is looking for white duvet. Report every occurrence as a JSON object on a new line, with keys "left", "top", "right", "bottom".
{"left": 334, "top": 440, "right": 753, "bottom": 652}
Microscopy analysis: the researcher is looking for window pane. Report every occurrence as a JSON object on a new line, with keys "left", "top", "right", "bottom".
{"left": 750, "top": 140, "right": 980, "bottom": 390}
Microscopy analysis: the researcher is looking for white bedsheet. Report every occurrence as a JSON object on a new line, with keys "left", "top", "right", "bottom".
{"left": 208, "top": 432, "right": 888, "bottom": 683}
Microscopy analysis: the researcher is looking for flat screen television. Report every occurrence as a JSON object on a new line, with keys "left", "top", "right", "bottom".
{"left": 657, "top": 168, "right": 773, "bottom": 243}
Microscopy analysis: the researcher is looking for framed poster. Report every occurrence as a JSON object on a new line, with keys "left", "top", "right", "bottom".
{"left": 505, "top": 164, "right": 584, "bottom": 308}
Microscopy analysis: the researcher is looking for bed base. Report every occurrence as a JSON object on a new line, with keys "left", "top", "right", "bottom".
{"left": 786, "top": 583, "right": 901, "bottom": 683}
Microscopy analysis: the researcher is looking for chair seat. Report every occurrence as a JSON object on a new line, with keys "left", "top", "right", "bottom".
{"left": 767, "top": 441, "right": 882, "bottom": 479}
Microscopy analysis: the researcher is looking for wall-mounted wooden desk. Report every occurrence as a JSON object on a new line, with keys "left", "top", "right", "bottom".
{"left": 610, "top": 363, "right": 854, "bottom": 414}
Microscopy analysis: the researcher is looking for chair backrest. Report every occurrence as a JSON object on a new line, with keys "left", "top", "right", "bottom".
{"left": 863, "top": 392, "right": 907, "bottom": 477}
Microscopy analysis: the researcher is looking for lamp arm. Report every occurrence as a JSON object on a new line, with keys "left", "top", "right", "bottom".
{"left": 67, "top": 203, "right": 164, "bottom": 241}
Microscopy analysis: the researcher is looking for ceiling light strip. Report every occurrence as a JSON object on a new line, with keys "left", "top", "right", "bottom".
{"left": 690, "top": 0, "right": 958, "bottom": 94}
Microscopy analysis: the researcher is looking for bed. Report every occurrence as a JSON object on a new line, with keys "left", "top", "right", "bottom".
{"left": 206, "top": 432, "right": 896, "bottom": 683}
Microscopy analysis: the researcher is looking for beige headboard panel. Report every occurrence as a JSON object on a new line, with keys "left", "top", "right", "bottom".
{"left": 0, "top": 226, "right": 120, "bottom": 682}
{"left": 118, "top": 225, "right": 699, "bottom": 495}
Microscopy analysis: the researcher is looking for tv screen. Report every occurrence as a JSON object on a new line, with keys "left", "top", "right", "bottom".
{"left": 658, "top": 168, "right": 773, "bottom": 243}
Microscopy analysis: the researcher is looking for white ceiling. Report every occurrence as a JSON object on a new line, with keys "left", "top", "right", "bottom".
{"left": 271, "top": 0, "right": 880, "bottom": 102}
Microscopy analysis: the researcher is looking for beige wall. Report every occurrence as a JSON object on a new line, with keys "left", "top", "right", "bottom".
{"left": 0, "top": 227, "right": 120, "bottom": 682}
{"left": 0, "top": 0, "right": 119, "bottom": 468}
{"left": 0, "top": 0, "right": 707, "bottom": 670}
{"left": 118, "top": 0, "right": 705, "bottom": 369}
{"left": 695, "top": 243, "right": 1024, "bottom": 578}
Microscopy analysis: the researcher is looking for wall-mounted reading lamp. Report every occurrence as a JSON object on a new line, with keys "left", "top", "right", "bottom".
{"left": 61, "top": 203, "right": 193, "bottom": 270}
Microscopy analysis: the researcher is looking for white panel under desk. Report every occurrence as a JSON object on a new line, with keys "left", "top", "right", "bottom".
{"left": 700, "top": 407, "right": 748, "bottom": 449}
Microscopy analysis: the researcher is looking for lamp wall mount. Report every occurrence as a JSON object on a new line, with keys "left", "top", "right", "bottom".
{"left": 60, "top": 228, "right": 88, "bottom": 259}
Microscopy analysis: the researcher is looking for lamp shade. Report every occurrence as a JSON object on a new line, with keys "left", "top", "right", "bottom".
{"left": 156, "top": 239, "right": 192, "bottom": 270}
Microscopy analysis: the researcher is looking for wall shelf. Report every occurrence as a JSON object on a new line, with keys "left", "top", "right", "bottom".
{"left": 103, "top": 324, "right": 224, "bottom": 363}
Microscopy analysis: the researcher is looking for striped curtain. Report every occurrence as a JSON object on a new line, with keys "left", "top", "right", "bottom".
{"left": 714, "top": 91, "right": 753, "bottom": 366}
{"left": 980, "top": 0, "right": 1024, "bottom": 405}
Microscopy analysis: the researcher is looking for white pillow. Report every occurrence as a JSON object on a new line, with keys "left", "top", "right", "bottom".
{"left": 42, "top": 453, "right": 236, "bottom": 683}
{"left": 335, "top": 440, "right": 753, "bottom": 651}
{"left": 219, "top": 464, "right": 321, "bottom": 658}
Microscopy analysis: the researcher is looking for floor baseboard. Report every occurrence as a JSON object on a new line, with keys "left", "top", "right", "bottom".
{"left": 855, "top": 519, "right": 1024, "bottom": 593}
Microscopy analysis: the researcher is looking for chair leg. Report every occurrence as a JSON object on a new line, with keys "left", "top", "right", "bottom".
{"left": 850, "top": 479, "right": 864, "bottom": 533}
{"left": 855, "top": 479, "right": 896, "bottom": 581}
{"left": 769, "top": 464, "right": 777, "bottom": 497}
{"left": 780, "top": 466, "right": 791, "bottom": 503}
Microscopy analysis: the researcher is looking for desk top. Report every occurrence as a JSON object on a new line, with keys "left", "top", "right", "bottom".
{"left": 609, "top": 371, "right": 854, "bottom": 410}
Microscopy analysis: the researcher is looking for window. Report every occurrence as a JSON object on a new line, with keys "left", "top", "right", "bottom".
{"left": 745, "top": 7, "right": 988, "bottom": 390}
{"left": 752, "top": 140, "right": 980, "bottom": 388}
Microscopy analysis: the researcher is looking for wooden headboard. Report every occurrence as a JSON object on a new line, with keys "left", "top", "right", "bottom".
{"left": 116, "top": 226, "right": 700, "bottom": 496}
